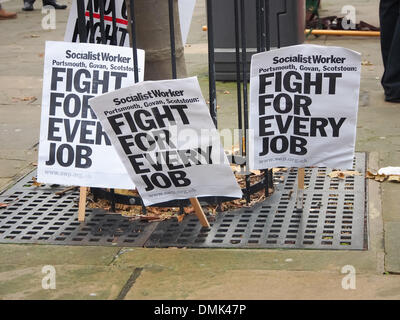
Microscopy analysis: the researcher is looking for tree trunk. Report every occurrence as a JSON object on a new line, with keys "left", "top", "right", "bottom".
{"left": 125, "top": 0, "right": 188, "bottom": 80}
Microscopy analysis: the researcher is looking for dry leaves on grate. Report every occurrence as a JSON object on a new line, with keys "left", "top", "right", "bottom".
{"left": 32, "top": 176, "right": 45, "bottom": 187}
{"left": 86, "top": 170, "right": 272, "bottom": 222}
{"left": 0, "top": 203, "right": 9, "bottom": 209}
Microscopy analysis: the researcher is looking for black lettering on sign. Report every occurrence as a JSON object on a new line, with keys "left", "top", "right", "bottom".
{"left": 257, "top": 69, "right": 345, "bottom": 157}
{"left": 141, "top": 171, "right": 191, "bottom": 192}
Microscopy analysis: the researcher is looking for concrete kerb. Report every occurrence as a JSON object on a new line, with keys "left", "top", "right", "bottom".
{"left": 366, "top": 151, "right": 385, "bottom": 273}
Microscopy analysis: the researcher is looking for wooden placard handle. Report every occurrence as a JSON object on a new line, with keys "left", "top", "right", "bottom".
{"left": 78, "top": 186, "right": 87, "bottom": 222}
{"left": 296, "top": 168, "right": 305, "bottom": 210}
{"left": 189, "top": 198, "right": 210, "bottom": 227}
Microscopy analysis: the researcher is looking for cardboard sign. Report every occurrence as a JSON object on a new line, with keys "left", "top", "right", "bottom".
{"left": 64, "top": 0, "right": 196, "bottom": 46}
{"left": 37, "top": 41, "right": 144, "bottom": 188}
{"left": 249, "top": 44, "right": 361, "bottom": 170}
{"left": 89, "top": 77, "right": 242, "bottom": 206}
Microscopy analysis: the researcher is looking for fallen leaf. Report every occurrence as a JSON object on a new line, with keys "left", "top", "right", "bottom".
{"left": 12, "top": 96, "right": 37, "bottom": 103}
{"left": 361, "top": 60, "right": 373, "bottom": 66}
{"left": 273, "top": 167, "right": 288, "bottom": 173}
{"left": 366, "top": 170, "right": 389, "bottom": 182}
{"left": 0, "top": 203, "right": 8, "bottom": 209}
{"left": 375, "top": 174, "right": 387, "bottom": 182}
{"left": 31, "top": 176, "right": 44, "bottom": 187}
{"left": 184, "top": 206, "right": 194, "bottom": 214}
{"left": 223, "top": 90, "right": 230, "bottom": 94}
{"left": 114, "top": 189, "right": 139, "bottom": 196}
{"left": 388, "top": 175, "right": 400, "bottom": 183}
{"left": 177, "top": 214, "right": 185, "bottom": 223}
{"left": 366, "top": 170, "right": 377, "bottom": 179}
{"left": 328, "top": 170, "right": 361, "bottom": 179}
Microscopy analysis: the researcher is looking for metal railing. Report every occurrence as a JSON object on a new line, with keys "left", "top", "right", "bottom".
{"left": 73, "top": 0, "right": 274, "bottom": 210}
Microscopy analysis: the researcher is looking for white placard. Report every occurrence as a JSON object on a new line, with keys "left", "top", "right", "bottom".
{"left": 64, "top": 0, "right": 196, "bottom": 46}
{"left": 249, "top": 44, "right": 361, "bottom": 170}
{"left": 89, "top": 77, "right": 242, "bottom": 206}
{"left": 37, "top": 41, "right": 144, "bottom": 188}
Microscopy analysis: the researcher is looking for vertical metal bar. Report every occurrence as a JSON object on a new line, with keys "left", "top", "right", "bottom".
{"left": 240, "top": 0, "right": 248, "bottom": 150}
{"left": 92, "top": 187, "right": 99, "bottom": 202}
{"left": 206, "top": 0, "right": 217, "bottom": 127}
{"left": 268, "top": 168, "right": 273, "bottom": 189}
{"left": 110, "top": 188, "right": 116, "bottom": 212}
{"left": 76, "top": 0, "right": 88, "bottom": 43}
{"left": 88, "top": 0, "right": 95, "bottom": 43}
{"left": 265, "top": 0, "right": 270, "bottom": 51}
{"left": 239, "top": 0, "right": 250, "bottom": 203}
{"left": 260, "top": 0, "right": 266, "bottom": 51}
{"left": 179, "top": 203, "right": 184, "bottom": 215}
{"left": 129, "top": 0, "right": 139, "bottom": 83}
{"left": 98, "top": 0, "right": 107, "bottom": 44}
{"left": 141, "top": 199, "right": 147, "bottom": 214}
{"left": 110, "top": 0, "right": 118, "bottom": 45}
{"left": 234, "top": 0, "right": 243, "bottom": 157}
{"left": 256, "top": 0, "right": 261, "bottom": 52}
{"left": 263, "top": 170, "right": 269, "bottom": 197}
{"left": 168, "top": 0, "right": 177, "bottom": 79}
{"left": 276, "top": 0, "right": 287, "bottom": 49}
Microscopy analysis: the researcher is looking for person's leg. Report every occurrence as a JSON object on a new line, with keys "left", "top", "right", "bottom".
{"left": 22, "top": 0, "right": 36, "bottom": 11}
{"left": 380, "top": 0, "right": 400, "bottom": 101}
{"left": 380, "top": 0, "right": 398, "bottom": 68}
{"left": 42, "top": 0, "right": 67, "bottom": 10}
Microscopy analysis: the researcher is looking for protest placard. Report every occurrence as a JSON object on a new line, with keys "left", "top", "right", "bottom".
{"left": 37, "top": 41, "right": 144, "bottom": 189}
{"left": 89, "top": 77, "right": 242, "bottom": 206}
{"left": 249, "top": 44, "right": 361, "bottom": 170}
{"left": 64, "top": 0, "right": 196, "bottom": 46}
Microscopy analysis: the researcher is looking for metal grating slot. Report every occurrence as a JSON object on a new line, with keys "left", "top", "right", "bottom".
{"left": 0, "top": 153, "right": 367, "bottom": 249}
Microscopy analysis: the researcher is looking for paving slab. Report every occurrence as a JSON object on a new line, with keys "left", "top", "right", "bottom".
{"left": 0, "top": 244, "right": 121, "bottom": 267}
{"left": 0, "top": 263, "right": 132, "bottom": 300}
{"left": 384, "top": 222, "right": 400, "bottom": 273}
{"left": 125, "top": 268, "right": 400, "bottom": 300}
{"left": 112, "top": 248, "right": 378, "bottom": 274}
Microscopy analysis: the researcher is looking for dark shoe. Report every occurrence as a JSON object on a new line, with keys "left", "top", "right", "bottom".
{"left": 22, "top": 2, "right": 34, "bottom": 11}
{"left": 42, "top": 0, "right": 67, "bottom": 10}
{"left": 0, "top": 9, "right": 17, "bottom": 19}
{"left": 385, "top": 96, "right": 400, "bottom": 103}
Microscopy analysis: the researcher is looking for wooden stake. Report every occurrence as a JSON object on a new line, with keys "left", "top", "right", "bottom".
{"left": 78, "top": 187, "right": 87, "bottom": 222}
{"left": 296, "top": 168, "right": 305, "bottom": 210}
{"left": 189, "top": 198, "right": 210, "bottom": 227}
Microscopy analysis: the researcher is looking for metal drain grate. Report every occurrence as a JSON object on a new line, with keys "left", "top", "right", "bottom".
{"left": 0, "top": 153, "right": 367, "bottom": 249}
{"left": 146, "top": 153, "right": 367, "bottom": 250}
{"left": 0, "top": 182, "right": 158, "bottom": 246}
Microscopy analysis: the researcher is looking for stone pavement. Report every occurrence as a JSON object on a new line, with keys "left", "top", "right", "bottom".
{"left": 0, "top": 0, "right": 400, "bottom": 299}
